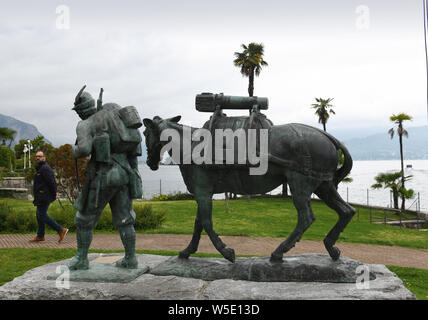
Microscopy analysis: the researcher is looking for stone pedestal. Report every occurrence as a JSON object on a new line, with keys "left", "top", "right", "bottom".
{"left": 0, "top": 253, "right": 416, "bottom": 300}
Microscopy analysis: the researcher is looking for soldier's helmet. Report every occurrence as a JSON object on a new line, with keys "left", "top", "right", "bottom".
{"left": 72, "top": 85, "right": 96, "bottom": 119}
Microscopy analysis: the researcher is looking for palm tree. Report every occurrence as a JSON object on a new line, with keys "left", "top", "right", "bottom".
{"left": 233, "top": 43, "right": 268, "bottom": 97}
{"left": 311, "top": 98, "right": 335, "bottom": 132}
{"left": 371, "top": 171, "right": 414, "bottom": 210}
{"left": 232, "top": 42, "right": 269, "bottom": 200}
{"left": 0, "top": 127, "right": 16, "bottom": 147}
{"left": 388, "top": 113, "right": 412, "bottom": 210}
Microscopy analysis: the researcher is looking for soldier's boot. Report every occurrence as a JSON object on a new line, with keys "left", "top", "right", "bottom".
{"left": 68, "top": 228, "right": 92, "bottom": 270}
{"left": 116, "top": 225, "right": 138, "bottom": 269}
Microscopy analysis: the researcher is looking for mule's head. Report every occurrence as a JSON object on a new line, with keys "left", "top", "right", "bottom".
{"left": 142, "top": 115, "right": 181, "bottom": 171}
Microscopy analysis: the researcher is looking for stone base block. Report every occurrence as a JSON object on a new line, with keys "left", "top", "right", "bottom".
{"left": 151, "top": 254, "right": 377, "bottom": 283}
{"left": 0, "top": 253, "right": 416, "bottom": 300}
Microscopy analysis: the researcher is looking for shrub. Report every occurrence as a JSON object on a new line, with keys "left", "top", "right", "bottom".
{"left": 0, "top": 146, "right": 15, "bottom": 171}
{"left": 0, "top": 200, "right": 166, "bottom": 232}
{"left": 151, "top": 192, "right": 194, "bottom": 201}
{"left": 0, "top": 201, "right": 13, "bottom": 231}
{"left": 0, "top": 190, "right": 14, "bottom": 198}
{"left": 134, "top": 204, "right": 166, "bottom": 230}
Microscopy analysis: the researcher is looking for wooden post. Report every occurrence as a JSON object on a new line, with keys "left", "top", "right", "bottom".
{"left": 399, "top": 209, "right": 402, "bottom": 228}
{"left": 369, "top": 207, "right": 372, "bottom": 224}
{"left": 418, "top": 192, "right": 420, "bottom": 212}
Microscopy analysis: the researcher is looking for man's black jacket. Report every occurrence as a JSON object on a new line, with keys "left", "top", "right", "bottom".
{"left": 33, "top": 161, "right": 57, "bottom": 206}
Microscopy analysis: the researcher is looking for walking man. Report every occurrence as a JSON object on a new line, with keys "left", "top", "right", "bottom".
{"left": 29, "top": 151, "right": 68, "bottom": 243}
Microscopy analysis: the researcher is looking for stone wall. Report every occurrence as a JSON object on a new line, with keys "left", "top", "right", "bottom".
{"left": 1, "top": 177, "right": 29, "bottom": 189}
{"left": 0, "top": 177, "right": 31, "bottom": 200}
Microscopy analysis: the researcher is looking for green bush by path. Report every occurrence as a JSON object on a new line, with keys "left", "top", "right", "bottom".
{"left": 134, "top": 203, "right": 166, "bottom": 230}
{"left": 151, "top": 192, "right": 194, "bottom": 201}
{"left": 0, "top": 199, "right": 166, "bottom": 233}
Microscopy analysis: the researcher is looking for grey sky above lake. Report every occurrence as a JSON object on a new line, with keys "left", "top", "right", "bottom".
{"left": 0, "top": 0, "right": 427, "bottom": 146}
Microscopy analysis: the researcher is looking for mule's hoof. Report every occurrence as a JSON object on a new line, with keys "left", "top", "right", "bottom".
{"left": 328, "top": 247, "right": 341, "bottom": 261}
{"left": 178, "top": 251, "right": 190, "bottom": 259}
{"left": 269, "top": 253, "right": 283, "bottom": 263}
{"left": 222, "top": 248, "right": 235, "bottom": 263}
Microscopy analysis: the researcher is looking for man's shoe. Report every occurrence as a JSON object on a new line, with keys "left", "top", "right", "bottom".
{"left": 58, "top": 228, "right": 69, "bottom": 243}
{"left": 29, "top": 237, "right": 45, "bottom": 243}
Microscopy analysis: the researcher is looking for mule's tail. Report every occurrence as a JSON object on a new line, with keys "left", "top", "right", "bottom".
{"left": 334, "top": 141, "right": 353, "bottom": 188}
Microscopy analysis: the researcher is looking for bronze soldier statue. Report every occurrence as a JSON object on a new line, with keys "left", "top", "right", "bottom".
{"left": 69, "top": 85, "right": 143, "bottom": 270}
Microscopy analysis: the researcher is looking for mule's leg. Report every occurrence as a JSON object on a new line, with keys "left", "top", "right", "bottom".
{"left": 178, "top": 208, "right": 203, "bottom": 259}
{"left": 315, "top": 182, "right": 356, "bottom": 261}
{"left": 197, "top": 194, "right": 235, "bottom": 263}
{"left": 270, "top": 174, "right": 318, "bottom": 263}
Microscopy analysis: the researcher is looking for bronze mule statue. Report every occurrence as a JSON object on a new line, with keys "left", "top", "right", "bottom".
{"left": 142, "top": 114, "right": 355, "bottom": 263}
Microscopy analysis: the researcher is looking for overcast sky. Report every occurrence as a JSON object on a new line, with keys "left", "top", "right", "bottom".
{"left": 0, "top": 0, "right": 427, "bottom": 146}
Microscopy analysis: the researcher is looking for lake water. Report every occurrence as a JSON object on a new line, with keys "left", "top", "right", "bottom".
{"left": 139, "top": 160, "right": 428, "bottom": 211}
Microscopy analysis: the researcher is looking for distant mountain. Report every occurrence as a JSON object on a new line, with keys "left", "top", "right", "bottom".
{"left": 343, "top": 126, "right": 428, "bottom": 160}
{"left": 3, "top": 112, "right": 426, "bottom": 161}
{"left": 0, "top": 113, "right": 50, "bottom": 146}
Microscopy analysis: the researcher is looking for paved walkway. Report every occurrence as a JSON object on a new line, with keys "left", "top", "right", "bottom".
{"left": 1, "top": 233, "right": 428, "bottom": 270}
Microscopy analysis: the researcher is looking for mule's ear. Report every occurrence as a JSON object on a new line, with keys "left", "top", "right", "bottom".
{"left": 169, "top": 115, "right": 181, "bottom": 123}
{"left": 143, "top": 118, "right": 154, "bottom": 128}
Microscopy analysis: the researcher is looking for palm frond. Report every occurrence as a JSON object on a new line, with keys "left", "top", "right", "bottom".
{"left": 402, "top": 129, "right": 409, "bottom": 138}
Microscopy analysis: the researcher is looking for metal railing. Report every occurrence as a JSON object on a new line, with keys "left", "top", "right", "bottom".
{"left": 369, "top": 207, "right": 403, "bottom": 227}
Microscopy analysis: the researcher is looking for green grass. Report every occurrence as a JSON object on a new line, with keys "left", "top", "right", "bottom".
{"left": 387, "top": 266, "right": 428, "bottom": 300}
{"left": 1, "top": 197, "right": 427, "bottom": 249}
{"left": 0, "top": 248, "right": 426, "bottom": 300}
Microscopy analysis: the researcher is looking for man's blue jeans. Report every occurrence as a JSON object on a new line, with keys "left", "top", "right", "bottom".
{"left": 36, "top": 203, "right": 62, "bottom": 238}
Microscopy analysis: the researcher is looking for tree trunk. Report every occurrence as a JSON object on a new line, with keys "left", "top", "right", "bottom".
{"left": 322, "top": 122, "right": 326, "bottom": 132}
{"left": 248, "top": 70, "right": 254, "bottom": 97}
{"left": 399, "top": 131, "right": 405, "bottom": 210}
{"left": 282, "top": 183, "right": 288, "bottom": 198}
{"left": 392, "top": 189, "right": 399, "bottom": 210}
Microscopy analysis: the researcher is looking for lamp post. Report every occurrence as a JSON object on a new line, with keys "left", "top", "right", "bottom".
{"left": 27, "top": 140, "right": 33, "bottom": 168}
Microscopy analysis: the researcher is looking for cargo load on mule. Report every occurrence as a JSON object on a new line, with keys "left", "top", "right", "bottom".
{"left": 195, "top": 92, "right": 273, "bottom": 168}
